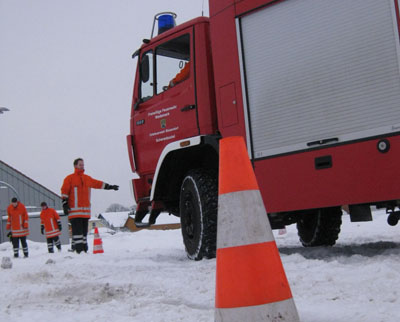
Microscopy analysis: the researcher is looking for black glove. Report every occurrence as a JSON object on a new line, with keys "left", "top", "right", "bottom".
{"left": 7, "top": 231, "right": 12, "bottom": 238}
{"left": 58, "top": 220, "right": 62, "bottom": 231}
{"left": 62, "top": 198, "right": 70, "bottom": 215}
{"left": 41, "top": 225, "right": 44, "bottom": 235}
{"left": 104, "top": 183, "right": 119, "bottom": 191}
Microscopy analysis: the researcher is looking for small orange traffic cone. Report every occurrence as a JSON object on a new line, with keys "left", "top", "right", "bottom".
{"left": 93, "top": 227, "right": 104, "bottom": 254}
{"left": 215, "top": 136, "right": 300, "bottom": 322}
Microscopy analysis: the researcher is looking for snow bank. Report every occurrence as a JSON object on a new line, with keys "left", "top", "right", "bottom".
{"left": 0, "top": 210, "right": 399, "bottom": 321}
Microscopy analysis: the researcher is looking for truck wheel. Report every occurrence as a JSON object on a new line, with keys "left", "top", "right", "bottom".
{"left": 180, "top": 169, "right": 218, "bottom": 260}
{"left": 297, "top": 207, "right": 342, "bottom": 247}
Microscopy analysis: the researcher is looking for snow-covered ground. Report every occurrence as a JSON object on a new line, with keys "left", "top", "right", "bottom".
{"left": 1, "top": 209, "right": 399, "bottom": 322}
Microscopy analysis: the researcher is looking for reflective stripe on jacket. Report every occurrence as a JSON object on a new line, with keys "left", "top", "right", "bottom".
{"left": 61, "top": 169, "right": 104, "bottom": 219}
{"left": 6, "top": 202, "right": 29, "bottom": 237}
{"left": 40, "top": 207, "right": 61, "bottom": 238}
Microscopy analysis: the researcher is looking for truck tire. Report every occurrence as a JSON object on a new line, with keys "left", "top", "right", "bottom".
{"left": 297, "top": 207, "right": 342, "bottom": 247}
{"left": 180, "top": 169, "right": 218, "bottom": 260}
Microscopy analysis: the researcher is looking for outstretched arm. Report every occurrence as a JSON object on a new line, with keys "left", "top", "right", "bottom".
{"left": 104, "top": 183, "right": 119, "bottom": 191}
{"left": 88, "top": 176, "right": 119, "bottom": 191}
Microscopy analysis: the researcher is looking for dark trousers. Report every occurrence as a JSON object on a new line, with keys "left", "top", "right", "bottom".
{"left": 47, "top": 236, "right": 61, "bottom": 253}
{"left": 12, "top": 236, "right": 28, "bottom": 258}
{"left": 70, "top": 218, "right": 89, "bottom": 254}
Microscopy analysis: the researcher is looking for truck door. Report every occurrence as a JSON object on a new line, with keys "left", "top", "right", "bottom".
{"left": 133, "top": 29, "right": 198, "bottom": 175}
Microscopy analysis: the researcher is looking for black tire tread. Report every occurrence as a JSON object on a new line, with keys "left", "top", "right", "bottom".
{"left": 297, "top": 207, "right": 342, "bottom": 247}
{"left": 180, "top": 169, "right": 218, "bottom": 260}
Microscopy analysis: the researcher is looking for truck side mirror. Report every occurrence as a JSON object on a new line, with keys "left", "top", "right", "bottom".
{"left": 141, "top": 55, "right": 150, "bottom": 83}
{"left": 134, "top": 100, "right": 141, "bottom": 110}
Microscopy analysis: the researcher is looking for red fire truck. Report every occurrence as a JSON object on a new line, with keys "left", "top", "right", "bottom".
{"left": 127, "top": 0, "right": 400, "bottom": 260}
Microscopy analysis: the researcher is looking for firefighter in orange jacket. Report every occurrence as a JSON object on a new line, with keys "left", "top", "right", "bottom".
{"left": 6, "top": 197, "right": 29, "bottom": 258}
{"left": 169, "top": 61, "right": 190, "bottom": 87}
{"left": 61, "top": 158, "right": 119, "bottom": 254}
{"left": 40, "top": 202, "right": 62, "bottom": 253}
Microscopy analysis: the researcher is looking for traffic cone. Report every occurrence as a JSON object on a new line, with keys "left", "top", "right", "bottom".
{"left": 215, "top": 136, "right": 300, "bottom": 322}
{"left": 93, "top": 227, "right": 104, "bottom": 254}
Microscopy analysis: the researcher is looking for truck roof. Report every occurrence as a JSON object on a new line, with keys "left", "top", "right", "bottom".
{"left": 137, "top": 16, "right": 209, "bottom": 53}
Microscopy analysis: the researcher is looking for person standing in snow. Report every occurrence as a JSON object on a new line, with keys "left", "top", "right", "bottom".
{"left": 40, "top": 202, "right": 62, "bottom": 253}
{"left": 6, "top": 197, "right": 29, "bottom": 258}
{"left": 61, "top": 158, "right": 119, "bottom": 254}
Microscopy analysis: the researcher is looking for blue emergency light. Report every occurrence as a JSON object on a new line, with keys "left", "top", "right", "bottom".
{"left": 151, "top": 12, "right": 177, "bottom": 38}
{"left": 158, "top": 14, "right": 175, "bottom": 34}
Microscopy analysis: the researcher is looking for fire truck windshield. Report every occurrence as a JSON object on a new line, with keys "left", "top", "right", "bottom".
{"left": 139, "top": 33, "right": 190, "bottom": 101}
{"left": 156, "top": 34, "right": 190, "bottom": 94}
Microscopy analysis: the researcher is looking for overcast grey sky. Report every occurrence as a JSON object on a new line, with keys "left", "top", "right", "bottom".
{"left": 0, "top": 0, "right": 209, "bottom": 214}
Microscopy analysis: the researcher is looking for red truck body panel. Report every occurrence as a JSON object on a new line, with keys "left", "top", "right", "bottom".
{"left": 208, "top": 0, "right": 400, "bottom": 212}
{"left": 255, "top": 135, "right": 400, "bottom": 213}
{"left": 209, "top": 4, "right": 247, "bottom": 141}
{"left": 129, "top": 0, "right": 400, "bottom": 219}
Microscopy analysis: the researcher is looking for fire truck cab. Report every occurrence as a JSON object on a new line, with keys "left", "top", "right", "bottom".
{"left": 128, "top": 1, "right": 400, "bottom": 260}
{"left": 127, "top": 14, "right": 220, "bottom": 259}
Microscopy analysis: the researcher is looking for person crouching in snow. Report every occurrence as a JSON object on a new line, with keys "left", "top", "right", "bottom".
{"left": 6, "top": 197, "right": 29, "bottom": 258}
{"left": 40, "top": 202, "right": 62, "bottom": 253}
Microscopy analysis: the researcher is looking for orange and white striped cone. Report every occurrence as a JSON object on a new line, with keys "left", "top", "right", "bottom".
{"left": 93, "top": 227, "right": 104, "bottom": 254}
{"left": 215, "top": 136, "right": 300, "bottom": 322}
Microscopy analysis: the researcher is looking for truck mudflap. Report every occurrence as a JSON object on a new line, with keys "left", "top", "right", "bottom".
{"left": 134, "top": 200, "right": 163, "bottom": 228}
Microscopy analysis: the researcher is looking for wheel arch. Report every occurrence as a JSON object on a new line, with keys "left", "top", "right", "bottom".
{"left": 150, "top": 135, "right": 219, "bottom": 211}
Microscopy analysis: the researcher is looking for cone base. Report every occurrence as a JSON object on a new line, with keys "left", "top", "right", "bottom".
{"left": 93, "top": 242, "right": 103, "bottom": 254}
{"left": 215, "top": 298, "right": 299, "bottom": 322}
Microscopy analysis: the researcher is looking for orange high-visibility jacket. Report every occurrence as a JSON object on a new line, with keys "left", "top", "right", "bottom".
{"left": 40, "top": 207, "right": 61, "bottom": 238}
{"left": 171, "top": 62, "right": 190, "bottom": 86}
{"left": 6, "top": 202, "right": 29, "bottom": 237}
{"left": 61, "top": 169, "right": 105, "bottom": 219}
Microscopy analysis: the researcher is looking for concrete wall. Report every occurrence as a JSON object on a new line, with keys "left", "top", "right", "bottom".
{"left": 1, "top": 211, "right": 69, "bottom": 245}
